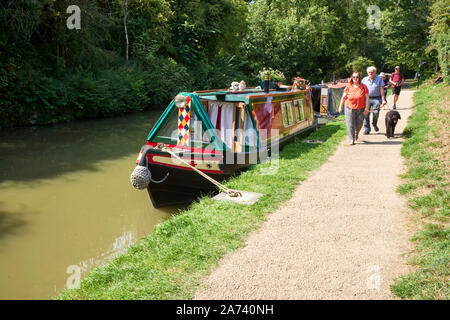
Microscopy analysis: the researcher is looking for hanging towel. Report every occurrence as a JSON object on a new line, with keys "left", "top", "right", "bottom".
{"left": 243, "top": 110, "right": 257, "bottom": 149}
{"left": 221, "top": 103, "right": 234, "bottom": 148}
{"left": 208, "top": 102, "right": 234, "bottom": 149}
{"left": 208, "top": 102, "right": 219, "bottom": 128}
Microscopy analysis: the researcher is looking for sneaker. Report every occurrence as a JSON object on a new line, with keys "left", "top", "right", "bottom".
{"left": 363, "top": 131, "right": 370, "bottom": 135}
{"left": 374, "top": 125, "right": 379, "bottom": 132}
{"left": 393, "top": 104, "right": 397, "bottom": 110}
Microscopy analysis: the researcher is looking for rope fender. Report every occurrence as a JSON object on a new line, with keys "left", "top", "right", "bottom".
{"left": 130, "top": 147, "right": 169, "bottom": 190}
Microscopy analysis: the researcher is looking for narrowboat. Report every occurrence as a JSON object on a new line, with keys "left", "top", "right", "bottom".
{"left": 310, "top": 79, "right": 347, "bottom": 116}
{"left": 131, "top": 81, "right": 317, "bottom": 207}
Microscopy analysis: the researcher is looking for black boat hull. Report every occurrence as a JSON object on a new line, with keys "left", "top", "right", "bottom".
{"left": 146, "top": 163, "right": 234, "bottom": 208}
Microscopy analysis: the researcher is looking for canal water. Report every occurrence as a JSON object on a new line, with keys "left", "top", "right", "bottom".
{"left": 0, "top": 110, "right": 180, "bottom": 299}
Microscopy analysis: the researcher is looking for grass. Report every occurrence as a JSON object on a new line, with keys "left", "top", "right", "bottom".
{"left": 57, "top": 118, "right": 347, "bottom": 299}
{"left": 390, "top": 83, "right": 450, "bottom": 300}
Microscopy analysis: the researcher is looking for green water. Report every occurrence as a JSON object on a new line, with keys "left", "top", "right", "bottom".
{"left": 0, "top": 110, "right": 180, "bottom": 299}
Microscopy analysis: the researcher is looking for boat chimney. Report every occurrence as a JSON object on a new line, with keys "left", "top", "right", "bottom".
{"left": 264, "top": 72, "right": 270, "bottom": 93}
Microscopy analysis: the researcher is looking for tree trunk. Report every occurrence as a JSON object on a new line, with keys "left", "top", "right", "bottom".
{"left": 123, "top": 0, "right": 129, "bottom": 61}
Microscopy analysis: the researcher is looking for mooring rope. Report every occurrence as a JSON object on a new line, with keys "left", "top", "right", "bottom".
{"left": 159, "top": 145, "right": 242, "bottom": 198}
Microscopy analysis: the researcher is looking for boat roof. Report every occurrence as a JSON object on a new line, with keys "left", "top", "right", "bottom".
{"left": 196, "top": 89, "right": 291, "bottom": 105}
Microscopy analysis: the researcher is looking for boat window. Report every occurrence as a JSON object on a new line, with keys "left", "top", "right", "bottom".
{"left": 294, "top": 99, "right": 305, "bottom": 122}
{"left": 281, "top": 101, "right": 295, "bottom": 127}
{"left": 152, "top": 107, "right": 213, "bottom": 147}
{"left": 154, "top": 108, "right": 178, "bottom": 142}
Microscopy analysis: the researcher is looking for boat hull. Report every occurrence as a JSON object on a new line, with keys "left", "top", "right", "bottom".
{"left": 144, "top": 119, "right": 316, "bottom": 207}
{"left": 146, "top": 162, "right": 233, "bottom": 208}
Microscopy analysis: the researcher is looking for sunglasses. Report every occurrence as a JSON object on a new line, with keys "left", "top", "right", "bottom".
{"left": 352, "top": 76, "right": 360, "bottom": 79}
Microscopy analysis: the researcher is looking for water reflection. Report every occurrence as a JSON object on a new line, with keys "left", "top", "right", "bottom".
{"left": 0, "top": 110, "right": 164, "bottom": 183}
{"left": 0, "top": 110, "right": 182, "bottom": 299}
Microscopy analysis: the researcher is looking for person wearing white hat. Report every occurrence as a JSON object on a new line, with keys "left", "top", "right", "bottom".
{"left": 380, "top": 72, "right": 389, "bottom": 107}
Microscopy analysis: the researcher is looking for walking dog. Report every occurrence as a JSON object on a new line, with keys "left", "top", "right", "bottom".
{"left": 385, "top": 110, "right": 401, "bottom": 138}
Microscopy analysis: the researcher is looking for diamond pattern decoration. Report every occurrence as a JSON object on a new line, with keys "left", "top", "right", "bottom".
{"left": 177, "top": 96, "right": 191, "bottom": 146}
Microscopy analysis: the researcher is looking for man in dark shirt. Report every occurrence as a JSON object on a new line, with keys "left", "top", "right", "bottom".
{"left": 389, "top": 66, "right": 405, "bottom": 109}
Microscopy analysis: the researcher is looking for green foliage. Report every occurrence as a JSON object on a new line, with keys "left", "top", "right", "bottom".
{"left": 428, "top": 0, "right": 450, "bottom": 82}
{"left": 392, "top": 84, "right": 450, "bottom": 299}
{"left": 258, "top": 67, "right": 285, "bottom": 81}
{"left": 0, "top": 0, "right": 447, "bottom": 128}
{"left": 391, "top": 223, "right": 450, "bottom": 300}
{"left": 241, "top": 0, "right": 340, "bottom": 84}
{"left": 345, "top": 56, "right": 375, "bottom": 76}
{"left": 0, "top": 61, "right": 154, "bottom": 127}
{"left": 0, "top": 0, "right": 250, "bottom": 127}
{"left": 378, "top": 0, "right": 433, "bottom": 74}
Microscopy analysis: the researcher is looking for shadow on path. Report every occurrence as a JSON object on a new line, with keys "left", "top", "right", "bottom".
{"left": 362, "top": 140, "right": 404, "bottom": 145}
{"left": 280, "top": 123, "right": 342, "bottom": 160}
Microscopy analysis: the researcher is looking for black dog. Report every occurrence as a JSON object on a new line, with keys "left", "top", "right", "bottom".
{"left": 385, "top": 110, "right": 401, "bottom": 138}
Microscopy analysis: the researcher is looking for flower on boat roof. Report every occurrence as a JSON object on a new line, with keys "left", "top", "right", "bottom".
{"left": 258, "top": 67, "right": 286, "bottom": 82}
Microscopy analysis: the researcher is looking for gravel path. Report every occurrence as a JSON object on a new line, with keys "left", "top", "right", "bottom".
{"left": 194, "top": 89, "right": 415, "bottom": 300}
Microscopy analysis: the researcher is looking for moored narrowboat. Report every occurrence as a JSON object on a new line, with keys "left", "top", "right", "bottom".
{"left": 131, "top": 83, "right": 317, "bottom": 207}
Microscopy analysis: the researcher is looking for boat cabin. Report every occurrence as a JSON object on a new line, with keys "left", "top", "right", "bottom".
{"left": 146, "top": 87, "right": 314, "bottom": 155}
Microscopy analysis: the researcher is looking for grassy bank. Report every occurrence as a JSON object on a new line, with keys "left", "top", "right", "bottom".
{"left": 391, "top": 83, "right": 449, "bottom": 299}
{"left": 57, "top": 119, "right": 347, "bottom": 300}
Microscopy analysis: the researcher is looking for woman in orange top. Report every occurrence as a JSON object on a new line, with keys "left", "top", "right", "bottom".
{"left": 338, "top": 72, "right": 370, "bottom": 145}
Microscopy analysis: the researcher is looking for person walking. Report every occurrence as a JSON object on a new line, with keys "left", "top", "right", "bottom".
{"left": 362, "top": 66, "right": 386, "bottom": 134}
{"left": 338, "top": 72, "right": 369, "bottom": 145}
{"left": 389, "top": 66, "right": 404, "bottom": 109}
{"left": 380, "top": 72, "right": 389, "bottom": 108}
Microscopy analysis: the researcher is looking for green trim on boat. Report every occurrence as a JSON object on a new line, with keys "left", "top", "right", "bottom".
{"left": 147, "top": 93, "right": 226, "bottom": 151}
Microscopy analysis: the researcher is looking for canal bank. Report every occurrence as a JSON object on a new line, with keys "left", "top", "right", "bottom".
{"left": 195, "top": 90, "right": 414, "bottom": 299}
{"left": 57, "top": 117, "right": 348, "bottom": 299}
{"left": 0, "top": 110, "right": 181, "bottom": 299}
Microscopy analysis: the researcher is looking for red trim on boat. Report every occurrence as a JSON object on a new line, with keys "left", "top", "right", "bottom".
{"left": 148, "top": 154, "right": 224, "bottom": 174}
{"left": 145, "top": 141, "right": 223, "bottom": 156}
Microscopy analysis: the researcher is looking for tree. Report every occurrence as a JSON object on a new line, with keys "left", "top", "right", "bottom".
{"left": 378, "top": 0, "right": 432, "bottom": 75}
{"left": 345, "top": 56, "right": 375, "bottom": 76}
{"left": 428, "top": 0, "right": 450, "bottom": 81}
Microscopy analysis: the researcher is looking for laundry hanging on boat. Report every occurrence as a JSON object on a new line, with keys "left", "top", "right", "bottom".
{"left": 208, "top": 102, "right": 234, "bottom": 149}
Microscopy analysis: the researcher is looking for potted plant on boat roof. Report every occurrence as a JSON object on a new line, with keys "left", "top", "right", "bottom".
{"left": 258, "top": 67, "right": 285, "bottom": 90}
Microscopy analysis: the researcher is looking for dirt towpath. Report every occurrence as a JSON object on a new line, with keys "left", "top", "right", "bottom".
{"left": 194, "top": 90, "right": 415, "bottom": 299}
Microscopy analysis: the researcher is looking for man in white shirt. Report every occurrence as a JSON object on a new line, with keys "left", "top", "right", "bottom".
{"left": 361, "top": 66, "right": 386, "bottom": 134}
